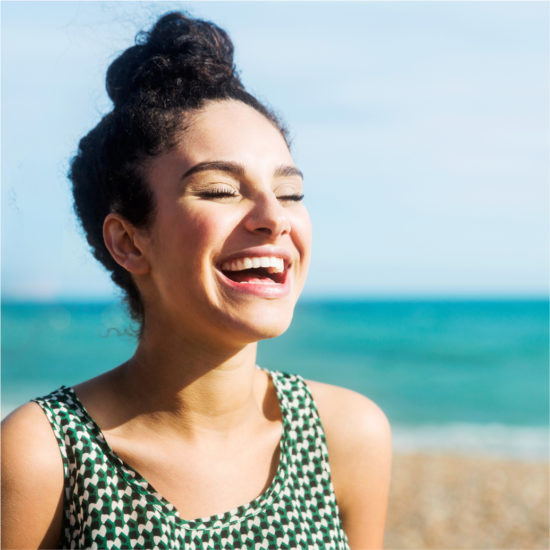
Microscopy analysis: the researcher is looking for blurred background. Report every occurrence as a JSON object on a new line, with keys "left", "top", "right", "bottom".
{"left": 2, "top": 2, "right": 548, "bottom": 548}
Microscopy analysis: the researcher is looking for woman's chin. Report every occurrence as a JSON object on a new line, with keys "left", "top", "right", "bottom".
{"left": 225, "top": 303, "right": 295, "bottom": 343}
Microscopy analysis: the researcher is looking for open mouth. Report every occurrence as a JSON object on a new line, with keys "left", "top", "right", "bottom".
{"left": 219, "top": 257, "right": 288, "bottom": 285}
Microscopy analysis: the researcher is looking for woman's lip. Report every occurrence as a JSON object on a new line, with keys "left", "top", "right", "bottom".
{"left": 216, "top": 267, "right": 291, "bottom": 298}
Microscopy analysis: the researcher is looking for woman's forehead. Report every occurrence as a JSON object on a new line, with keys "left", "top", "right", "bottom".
{"left": 183, "top": 100, "right": 291, "bottom": 158}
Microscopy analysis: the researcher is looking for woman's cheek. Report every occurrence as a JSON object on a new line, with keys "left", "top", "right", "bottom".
{"left": 292, "top": 208, "right": 312, "bottom": 255}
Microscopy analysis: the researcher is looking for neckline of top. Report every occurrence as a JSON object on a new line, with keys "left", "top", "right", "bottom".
{"left": 61, "top": 368, "right": 293, "bottom": 531}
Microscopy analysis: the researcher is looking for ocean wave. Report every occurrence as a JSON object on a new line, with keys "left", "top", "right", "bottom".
{"left": 392, "top": 423, "right": 548, "bottom": 460}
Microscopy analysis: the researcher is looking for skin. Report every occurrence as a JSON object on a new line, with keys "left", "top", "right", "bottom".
{"left": 1, "top": 100, "right": 391, "bottom": 549}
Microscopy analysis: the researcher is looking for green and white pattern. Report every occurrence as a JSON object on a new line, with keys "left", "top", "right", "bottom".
{"left": 34, "top": 370, "right": 350, "bottom": 549}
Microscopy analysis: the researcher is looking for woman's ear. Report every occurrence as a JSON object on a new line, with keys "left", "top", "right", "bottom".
{"left": 103, "top": 213, "right": 150, "bottom": 275}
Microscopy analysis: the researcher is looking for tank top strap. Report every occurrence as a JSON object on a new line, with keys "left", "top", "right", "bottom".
{"left": 268, "top": 370, "right": 348, "bottom": 549}
{"left": 33, "top": 386, "right": 97, "bottom": 545}
{"left": 269, "top": 369, "right": 326, "bottom": 436}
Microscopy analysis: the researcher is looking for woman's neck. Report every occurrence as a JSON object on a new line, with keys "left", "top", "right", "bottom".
{"left": 107, "top": 325, "right": 265, "bottom": 438}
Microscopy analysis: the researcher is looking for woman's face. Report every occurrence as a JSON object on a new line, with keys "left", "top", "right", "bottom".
{"left": 136, "top": 100, "right": 312, "bottom": 346}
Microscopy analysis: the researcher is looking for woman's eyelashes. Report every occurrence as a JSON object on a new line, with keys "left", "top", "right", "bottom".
{"left": 196, "top": 187, "right": 304, "bottom": 203}
{"left": 194, "top": 183, "right": 239, "bottom": 199}
{"left": 277, "top": 193, "right": 304, "bottom": 202}
{"left": 199, "top": 189, "right": 238, "bottom": 199}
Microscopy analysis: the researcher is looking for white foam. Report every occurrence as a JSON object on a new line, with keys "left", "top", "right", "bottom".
{"left": 392, "top": 423, "right": 549, "bottom": 461}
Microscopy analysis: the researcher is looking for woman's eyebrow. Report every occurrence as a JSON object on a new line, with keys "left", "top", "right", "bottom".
{"left": 181, "top": 161, "right": 246, "bottom": 180}
{"left": 180, "top": 161, "right": 303, "bottom": 181}
{"left": 274, "top": 165, "right": 303, "bottom": 179}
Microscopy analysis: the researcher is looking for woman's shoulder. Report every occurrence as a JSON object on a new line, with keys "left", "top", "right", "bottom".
{"left": 1, "top": 402, "right": 64, "bottom": 549}
{"left": 304, "top": 379, "right": 392, "bottom": 549}
{"left": 269, "top": 370, "right": 391, "bottom": 444}
{"left": 2, "top": 399, "right": 63, "bottom": 466}
{"left": 305, "top": 379, "right": 391, "bottom": 445}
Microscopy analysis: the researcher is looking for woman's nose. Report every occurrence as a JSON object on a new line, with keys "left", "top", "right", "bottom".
{"left": 244, "top": 193, "right": 291, "bottom": 238}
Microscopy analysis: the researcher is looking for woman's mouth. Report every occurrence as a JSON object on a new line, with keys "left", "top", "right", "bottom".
{"left": 217, "top": 255, "right": 290, "bottom": 297}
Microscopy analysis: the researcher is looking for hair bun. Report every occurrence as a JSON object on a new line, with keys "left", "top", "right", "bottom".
{"left": 106, "top": 11, "right": 240, "bottom": 108}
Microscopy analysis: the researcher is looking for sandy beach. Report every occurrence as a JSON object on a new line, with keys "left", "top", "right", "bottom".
{"left": 385, "top": 453, "right": 549, "bottom": 549}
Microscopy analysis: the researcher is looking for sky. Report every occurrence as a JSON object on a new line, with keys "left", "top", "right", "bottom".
{"left": 2, "top": 1, "right": 548, "bottom": 300}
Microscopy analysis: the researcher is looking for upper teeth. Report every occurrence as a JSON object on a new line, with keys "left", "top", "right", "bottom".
{"left": 221, "top": 256, "right": 285, "bottom": 273}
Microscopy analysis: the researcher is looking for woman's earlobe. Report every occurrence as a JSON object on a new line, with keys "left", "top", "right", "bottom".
{"left": 102, "top": 214, "right": 150, "bottom": 275}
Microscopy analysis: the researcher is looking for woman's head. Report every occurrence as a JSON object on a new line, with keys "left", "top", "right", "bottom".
{"left": 70, "top": 11, "right": 310, "bottom": 337}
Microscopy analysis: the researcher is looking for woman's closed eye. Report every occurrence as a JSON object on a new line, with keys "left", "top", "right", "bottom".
{"left": 196, "top": 185, "right": 239, "bottom": 199}
{"left": 196, "top": 188, "right": 304, "bottom": 203}
{"left": 277, "top": 193, "right": 304, "bottom": 203}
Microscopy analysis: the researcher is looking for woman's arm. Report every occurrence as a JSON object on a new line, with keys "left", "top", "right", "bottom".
{"left": 307, "top": 381, "right": 392, "bottom": 549}
{"left": 1, "top": 403, "right": 64, "bottom": 549}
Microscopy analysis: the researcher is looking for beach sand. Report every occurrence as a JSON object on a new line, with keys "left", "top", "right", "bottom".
{"left": 385, "top": 453, "right": 549, "bottom": 549}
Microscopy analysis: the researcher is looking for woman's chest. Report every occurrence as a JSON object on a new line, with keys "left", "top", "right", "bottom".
{"left": 104, "top": 423, "right": 283, "bottom": 521}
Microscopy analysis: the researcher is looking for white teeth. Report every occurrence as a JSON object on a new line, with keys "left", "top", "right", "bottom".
{"left": 220, "top": 256, "right": 285, "bottom": 273}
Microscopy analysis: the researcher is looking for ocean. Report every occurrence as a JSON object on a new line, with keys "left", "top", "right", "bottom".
{"left": 2, "top": 298, "right": 548, "bottom": 459}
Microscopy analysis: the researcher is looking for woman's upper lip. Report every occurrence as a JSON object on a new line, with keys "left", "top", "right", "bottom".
{"left": 217, "top": 246, "right": 292, "bottom": 268}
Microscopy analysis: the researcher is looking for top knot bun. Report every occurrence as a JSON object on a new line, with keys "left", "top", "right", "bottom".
{"left": 106, "top": 12, "right": 241, "bottom": 108}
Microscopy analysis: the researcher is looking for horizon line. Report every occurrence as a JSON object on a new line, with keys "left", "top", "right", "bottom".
{"left": 2, "top": 294, "right": 548, "bottom": 306}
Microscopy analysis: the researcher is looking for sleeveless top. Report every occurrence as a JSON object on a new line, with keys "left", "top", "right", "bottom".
{"left": 33, "top": 370, "right": 350, "bottom": 549}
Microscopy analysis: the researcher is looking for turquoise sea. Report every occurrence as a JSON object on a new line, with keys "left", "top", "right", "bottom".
{"left": 2, "top": 299, "right": 548, "bottom": 459}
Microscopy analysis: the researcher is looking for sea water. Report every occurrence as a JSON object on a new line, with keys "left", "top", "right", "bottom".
{"left": 2, "top": 299, "right": 548, "bottom": 459}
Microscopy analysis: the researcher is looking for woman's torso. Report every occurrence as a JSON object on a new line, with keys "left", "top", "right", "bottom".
{"left": 33, "top": 369, "right": 350, "bottom": 549}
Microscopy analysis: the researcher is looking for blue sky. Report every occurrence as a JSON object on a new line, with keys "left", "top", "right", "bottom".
{"left": 2, "top": 1, "right": 548, "bottom": 300}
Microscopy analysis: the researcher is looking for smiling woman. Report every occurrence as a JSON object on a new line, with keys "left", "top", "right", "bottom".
{"left": 116, "top": 100, "right": 312, "bottom": 343}
{"left": 1, "top": 11, "right": 391, "bottom": 550}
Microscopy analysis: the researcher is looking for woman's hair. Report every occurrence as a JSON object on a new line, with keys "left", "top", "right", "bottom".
{"left": 69, "top": 11, "right": 288, "bottom": 327}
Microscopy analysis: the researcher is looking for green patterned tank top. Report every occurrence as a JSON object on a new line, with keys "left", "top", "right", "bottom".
{"left": 34, "top": 370, "right": 350, "bottom": 549}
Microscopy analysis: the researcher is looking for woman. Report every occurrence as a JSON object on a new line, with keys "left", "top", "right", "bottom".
{"left": 1, "top": 11, "right": 391, "bottom": 550}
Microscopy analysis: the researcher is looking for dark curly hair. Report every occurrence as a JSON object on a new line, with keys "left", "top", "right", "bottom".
{"left": 69, "top": 11, "right": 288, "bottom": 328}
